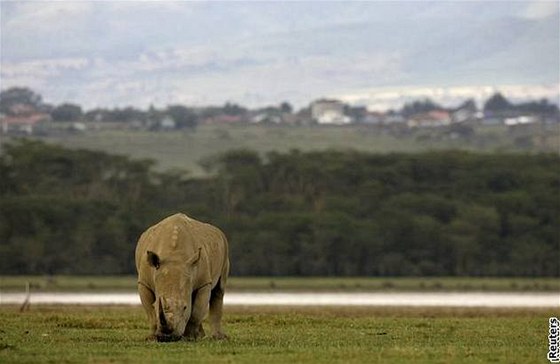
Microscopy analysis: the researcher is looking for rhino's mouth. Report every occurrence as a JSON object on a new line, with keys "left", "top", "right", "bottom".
{"left": 157, "top": 296, "right": 179, "bottom": 341}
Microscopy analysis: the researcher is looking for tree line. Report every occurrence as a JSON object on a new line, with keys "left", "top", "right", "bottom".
{"left": 1, "top": 87, "right": 558, "bottom": 127}
{"left": 0, "top": 140, "right": 558, "bottom": 276}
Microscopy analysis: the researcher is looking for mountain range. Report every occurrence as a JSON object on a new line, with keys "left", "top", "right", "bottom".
{"left": 1, "top": 1, "right": 558, "bottom": 110}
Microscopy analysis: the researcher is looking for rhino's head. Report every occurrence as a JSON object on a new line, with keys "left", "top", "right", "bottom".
{"left": 146, "top": 248, "right": 201, "bottom": 342}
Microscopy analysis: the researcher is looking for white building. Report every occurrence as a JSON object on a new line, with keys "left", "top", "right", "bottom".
{"left": 311, "top": 99, "right": 351, "bottom": 125}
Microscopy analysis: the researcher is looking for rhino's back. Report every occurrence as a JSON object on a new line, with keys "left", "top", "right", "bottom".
{"left": 135, "top": 213, "right": 228, "bottom": 278}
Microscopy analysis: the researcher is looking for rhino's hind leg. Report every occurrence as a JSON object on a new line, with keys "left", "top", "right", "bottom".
{"left": 138, "top": 283, "right": 157, "bottom": 339}
{"left": 183, "top": 285, "right": 211, "bottom": 341}
{"left": 209, "top": 279, "right": 227, "bottom": 340}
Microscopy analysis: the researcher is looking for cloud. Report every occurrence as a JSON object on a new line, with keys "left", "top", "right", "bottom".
{"left": 3, "top": 2, "right": 92, "bottom": 34}
{"left": 1, "top": 1, "right": 201, "bottom": 61}
{"left": 0, "top": 57, "right": 90, "bottom": 95}
{"left": 1, "top": 2, "right": 96, "bottom": 61}
{"left": 1, "top": 1, "right": 558, "bottom": 110}
{"left": 1, "top": 57, "right": 89, "bottom": 77}
{"left": 520, "top": 0, "right": 559, "bottom": 19}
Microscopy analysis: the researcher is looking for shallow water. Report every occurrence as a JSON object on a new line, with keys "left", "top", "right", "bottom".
{"left": 0, "top": 291, "right": 558, "bottom": 307}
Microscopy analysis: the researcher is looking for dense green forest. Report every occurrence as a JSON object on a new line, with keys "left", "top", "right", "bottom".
{"left": 0, "top": 140, "right": 558, "bottom": 276}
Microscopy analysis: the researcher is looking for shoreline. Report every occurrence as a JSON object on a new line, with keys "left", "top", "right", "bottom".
{"left": 1, "top": 276, "right": 559, "bottom": 293}
{"left": 1, "top": 291, "right": 558, "bottom": 308}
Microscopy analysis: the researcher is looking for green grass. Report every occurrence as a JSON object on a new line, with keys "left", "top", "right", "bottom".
{"left": 31, "top": 123, "right": 560, "bottom": 175}
{"left": 0, "top": 305, "right": 554, "bottom": 363}
{"left": 1, "top": 276, "right": 558, "bottom": 292}
{"left": 37, "top": 125, "right": 424, "bottom": 175}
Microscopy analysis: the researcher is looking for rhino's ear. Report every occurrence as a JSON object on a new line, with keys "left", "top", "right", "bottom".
{"left": 147, "top": 251, "right": 160, "bottom": 269}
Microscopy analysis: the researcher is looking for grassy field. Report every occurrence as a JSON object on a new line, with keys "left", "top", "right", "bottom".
{"left": 0, "top": 305, "right": 554, "bottom": 363}
{"left": 32, "top": 123, "right": 560, "bottom": 175}
{"left": 1, "top": 276, "right": 558, "bottom": 292}
{"left": 37, "top": 125, "right": 426, "bottom": 175}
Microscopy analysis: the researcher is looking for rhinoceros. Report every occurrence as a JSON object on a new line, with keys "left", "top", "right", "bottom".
{"left": 135, "top": 213, "right": 230, "bottom": 342}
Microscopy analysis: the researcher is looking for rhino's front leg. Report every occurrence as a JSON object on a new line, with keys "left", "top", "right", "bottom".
{"left": 183, "top": 285, "right": 211, "bottom": 340}
{"left": 138, "top": 283, "right": 157, "bottom": 340}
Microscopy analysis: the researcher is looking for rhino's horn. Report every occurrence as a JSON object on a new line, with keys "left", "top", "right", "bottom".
{"left": 158, "top": 297, "right": 168, "bottom": 329}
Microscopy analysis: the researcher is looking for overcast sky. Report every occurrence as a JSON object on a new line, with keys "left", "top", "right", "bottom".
{"left": 1, "top": 0, "right": 559, "bottom": 110}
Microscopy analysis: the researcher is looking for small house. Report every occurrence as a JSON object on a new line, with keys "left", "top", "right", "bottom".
{"left": 311, "top": 99, "right": 352, "bottom": 125}
{"left": 0, "top": 113, "right": 51, "bottom": 135}
{"left": 407, "top": 110, "right": 451, "bottom": 128}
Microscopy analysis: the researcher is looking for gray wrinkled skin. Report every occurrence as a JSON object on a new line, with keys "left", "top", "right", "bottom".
{"left": 135, "top": 213, "right": 230, "bottom": 342}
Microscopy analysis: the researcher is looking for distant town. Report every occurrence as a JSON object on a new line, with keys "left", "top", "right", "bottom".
{"left": 1, "top": 86, "right": 558, "bottom": 136}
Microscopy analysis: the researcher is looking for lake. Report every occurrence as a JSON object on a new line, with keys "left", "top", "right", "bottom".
{"left": 0, "top": 291, "right": 558, "bottom": 307}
